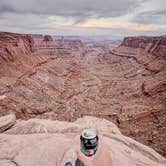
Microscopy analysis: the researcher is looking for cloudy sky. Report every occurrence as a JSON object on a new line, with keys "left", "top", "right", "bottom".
{"left": 0, "top": 0, "right": 166, "bottom": 37}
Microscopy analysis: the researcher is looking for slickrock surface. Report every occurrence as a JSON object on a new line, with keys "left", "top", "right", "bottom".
{"left": 0, "top": 116, "right": 165, "bottom": 166}
{"left": 0, "top": 32, "right": 166, "bottom": 156}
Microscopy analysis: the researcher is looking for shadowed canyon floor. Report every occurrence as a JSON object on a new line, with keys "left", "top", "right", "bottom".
{"left": 0, "top": 32, "right": 166, "bottom": 157}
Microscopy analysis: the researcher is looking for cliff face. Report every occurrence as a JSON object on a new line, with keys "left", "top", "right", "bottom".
{"left": 0, "top": 32, "right": 36, "bottom": 64}
{"left": 121, "top": 36, "right": 166, "bottom": 58}
{"left": 0, "top": 32, "right": 51, "bottom": 96}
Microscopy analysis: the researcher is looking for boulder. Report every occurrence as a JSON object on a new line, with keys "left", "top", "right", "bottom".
{"left": 0, "top": 114, "right": 16, "bottom": 132}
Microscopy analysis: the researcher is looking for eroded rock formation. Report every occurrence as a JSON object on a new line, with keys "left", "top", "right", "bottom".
{"left": 121, "top": 36, "right": 166, "bottom": 58}
{"left": 0, "top": 32, "right": 36, "bottom": 64}
{"left": 42, "top": 35, "right": 54, "bottom": 43}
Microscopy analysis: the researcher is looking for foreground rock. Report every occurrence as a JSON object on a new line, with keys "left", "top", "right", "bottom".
{"left": 0, "top": 114, "right": 16, "bottom": 132}
{"left": 0, "top": 116, "right": 165, "bottom": 166}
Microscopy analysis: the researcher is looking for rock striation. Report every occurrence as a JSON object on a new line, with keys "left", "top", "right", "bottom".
{"left": 121, "top": 36, "right": 166, "bottom": 58}
{"left": 0, "top": 115, "right": 165, "bottom": 166}
{"left": 0, "top": 32, "right": 36, "bottom": 64}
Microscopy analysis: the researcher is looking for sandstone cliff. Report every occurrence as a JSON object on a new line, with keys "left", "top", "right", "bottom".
{"left": 0, "top": 32, "right": 53, "bottom": 96}
{"left": 0, "top": 32, "right": 36, "bottom": 64}
{"left": 120, "top": 36, "right": 166, "bottom": 58}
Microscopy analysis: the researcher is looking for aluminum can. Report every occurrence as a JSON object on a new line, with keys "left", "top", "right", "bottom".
{"left": 80, "top": 129, "right": 98, "bottom": 157}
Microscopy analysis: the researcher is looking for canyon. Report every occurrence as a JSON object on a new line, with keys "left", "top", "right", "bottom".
{"left": 0, "top": 32, "right": 166, "bottom": 161}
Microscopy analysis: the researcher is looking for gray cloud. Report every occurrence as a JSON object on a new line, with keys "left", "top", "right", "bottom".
{"left": 0, "top": 0, "right": 166, "bottom": 36}
{"left": 132, "top": 10, "right": 166, "bottom": 25}
{"left": 0, "top": 0, "right": 144, "bottom": 20}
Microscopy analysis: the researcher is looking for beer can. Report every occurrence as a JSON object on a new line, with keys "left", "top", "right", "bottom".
{"left": 80, "top": 128, "right": 98, "bottom": 157}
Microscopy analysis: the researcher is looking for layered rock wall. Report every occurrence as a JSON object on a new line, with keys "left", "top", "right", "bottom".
{"left": 0, "top": 32, "right": 36, "bottom": 64}
{"left": 121, "top": 36, "right": 166, "bottom": 58}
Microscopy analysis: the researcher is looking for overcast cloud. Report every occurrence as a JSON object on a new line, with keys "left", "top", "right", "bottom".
{"left": 0, "top": 0, "right": 165, "bottom": 37}
{"left": 132, "top": 10, "right": 166, "bottom": 25}
{"left": 0, "top": 0, "right": 144, "bottom": 18}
